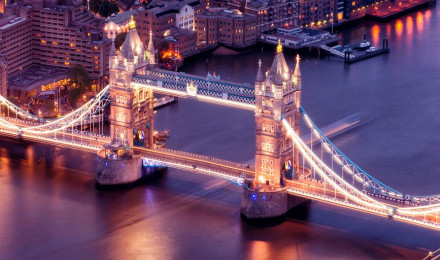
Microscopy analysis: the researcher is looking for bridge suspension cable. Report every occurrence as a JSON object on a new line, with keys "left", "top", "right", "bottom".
{"left": 300, "top": 106, "right": 440, "bottom": 206}
{"left": 282, "top": 117, "right": 388, "bottom": 210}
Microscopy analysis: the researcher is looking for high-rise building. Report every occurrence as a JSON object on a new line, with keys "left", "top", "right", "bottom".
{"left": 0, "top": 0, "right": 111, "bottom": 97}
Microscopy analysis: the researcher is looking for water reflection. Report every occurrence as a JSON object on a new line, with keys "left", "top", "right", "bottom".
{"left": 416, "top": 12, "right": 424, "bottom": 32}
{"left": 395, "top": 19, "right": 404, "bottom": 39}
{"left": 371, "top": 24, "right": 381, "bottom": 47}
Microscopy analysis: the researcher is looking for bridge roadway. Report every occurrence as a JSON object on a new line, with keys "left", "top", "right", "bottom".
{"left": 134, "top": 146, "right": 255, "bottom": 181}
{"left": 2, "top": 124, "right": 440, "bottom": 229}
{"left": 286, "top": 179, "right": 440, "bottom": 230}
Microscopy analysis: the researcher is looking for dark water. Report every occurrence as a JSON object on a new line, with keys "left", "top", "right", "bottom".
{"left": 2, "top": 6, "right": 440, "bottom": 259}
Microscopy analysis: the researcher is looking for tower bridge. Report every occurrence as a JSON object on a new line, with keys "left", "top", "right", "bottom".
{"left": 1, "top": 20, "right": 440, "bottom": 231}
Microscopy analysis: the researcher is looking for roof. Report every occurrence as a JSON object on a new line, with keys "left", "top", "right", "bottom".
{"left": 106, "top": 8, "right": 144, "bottom": 25}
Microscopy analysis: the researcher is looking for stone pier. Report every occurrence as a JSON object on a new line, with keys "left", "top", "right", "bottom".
{"left": 96, "top": 149, "right": 143, "bottom": 186}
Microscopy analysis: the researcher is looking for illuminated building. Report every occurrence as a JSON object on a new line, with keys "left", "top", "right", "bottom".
{"left": 133, "top": 0, "right": 205, "bottom": 44}
{"left": 163, "top": 27, "right": 197, "bottom": 57}
{"left": 228, "top": 0, "right": 299, "bottom": 34}
{"left": 299, "top": 0, "right": 335, "bottom": 28}
{"left": 0, "top": 0, "right": 110, "bottom": 97}
{"left": 194, "top": 8, "right": 257, "bottom": 48}
{"left": 104, "top": 8, "right": 145, "bottom": 39}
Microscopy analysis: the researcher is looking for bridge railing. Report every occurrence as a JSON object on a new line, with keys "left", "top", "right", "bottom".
{"left": 156, "top": 147, "right": 254, "bottom": 171}
{"left": 144, "top": 69, "right": 255, "bottom": 96}
{"left": 141, "top": 153, "right": 247, "bottom": 184}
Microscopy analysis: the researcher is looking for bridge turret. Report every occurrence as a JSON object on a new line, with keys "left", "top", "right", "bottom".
{"left": 97, "top": 16, "right": 151, "bottom": 186}
{"left": 241, "top": 41, "right": 306, "bottom": 220}
{"left": 145, "top": 30, "right": 156, "bottom": 66}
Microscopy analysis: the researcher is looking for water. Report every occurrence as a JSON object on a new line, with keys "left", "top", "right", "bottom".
{"left": 2, "top": 6, "right": 440, "bottom": 259}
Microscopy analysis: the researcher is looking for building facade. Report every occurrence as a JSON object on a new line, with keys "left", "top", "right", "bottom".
{"left": 228, "top": 0, "right": 299, "bottom": 34}
{"left": 134, "top": 0, "right": 205, "bottom": 43}
{"left": 299, "top": 0, "right": 335, "bottom": 28}
{"left": 0, "top": 0, "right": 111, "bottom": 97}
{"left": 104, "top": 8, "right": 144, "bottom": 39}
{"left": 195, "top": 8, "right": 257, "bottom": 48}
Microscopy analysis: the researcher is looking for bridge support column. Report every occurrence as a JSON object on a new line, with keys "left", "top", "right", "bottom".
{"left": 96, "top": 149, "right": 143, "bottom": 186}
{"left": 240, "top": 187, "right": 288, "bottom": 219}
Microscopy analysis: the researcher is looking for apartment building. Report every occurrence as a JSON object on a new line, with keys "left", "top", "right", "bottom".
{"left": 195, "top": 8, "right": 257, "bottom": 48}
{"left": 228, "top": 0, "right": 298, "bottom": 34}
{"left": 0, "top": 0, "right": 110, "bottom": 97}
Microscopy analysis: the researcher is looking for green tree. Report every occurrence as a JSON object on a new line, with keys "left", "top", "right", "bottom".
{"left": 68, "top": 64, "right": 91, "bottom": 93}
{"left": 68, "top": 88, "right": 81, "bottom": 108}
{"left": 7, "top": 96, "right": 20, "bottom": 106}
{"left": 114, "top": 32, "right": 127, "bottom": 50}
{"left": 42, "top": 99, "right": 55, "bottom": 114}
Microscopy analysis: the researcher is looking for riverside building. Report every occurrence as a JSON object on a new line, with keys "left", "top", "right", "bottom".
{"left": 0, "top": 0, "right": 111, "bottom": 97}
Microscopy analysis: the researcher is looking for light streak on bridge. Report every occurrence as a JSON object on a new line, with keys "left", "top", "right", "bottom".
{"left": 1, "top": 54, "right": 440, "bottom": 232}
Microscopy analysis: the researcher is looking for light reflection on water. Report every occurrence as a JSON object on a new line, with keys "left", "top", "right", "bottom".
{"left": 1, "top": 5, "right": 440, "bottom": 260}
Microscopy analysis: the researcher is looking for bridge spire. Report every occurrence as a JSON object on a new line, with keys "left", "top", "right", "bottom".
{"left": 110, "top": 39, "right": 116, "bottom": 57}
{"left": 293, "top": 54, "right": 301, "bottom": 84}
{"left": 146, "top": 30, "right": 156, "bottom": 66}
{"left": 256, "top": 59, "right": 264, "bottom": 82}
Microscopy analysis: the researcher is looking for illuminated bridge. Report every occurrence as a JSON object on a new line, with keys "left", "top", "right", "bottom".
{"left": 1, "top": 24, "right": 440, "bottom": 232}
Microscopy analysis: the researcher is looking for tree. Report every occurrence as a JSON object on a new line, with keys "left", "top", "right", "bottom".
{"left": 42, "top": 99, "right": 55, "bottom": 114}
{"left": 90, "top": 0, "right": 102, "bottom": 13}
{"left": 7, "top": 96, "right": 20, "bottom": 106}
{"left": 68, "top": 64, "right": 91, "bottom": 93}
{"left": 114, "top": 32, "right": 127, "bottom": 50}
{"left": 98, "top": 0, "right": 119, "bottom": 18}
{"left": 68, "top": 88, "right": 81, "bottom": 108}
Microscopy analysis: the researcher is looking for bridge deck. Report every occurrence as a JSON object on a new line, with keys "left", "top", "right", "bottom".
{"left": 135, "top": 147, "right": 255, "bottom": 181}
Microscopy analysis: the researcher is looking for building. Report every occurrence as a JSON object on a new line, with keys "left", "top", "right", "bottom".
{"left": 133, "top": 0, "right": 205, "bottom": 43}
{"left": 176, "top": 4, "right": 195, "bottom": 30}
{"left": 163, "top": 27, "right": 197, "bottom": 57}
{"left": 228, "top": 0, "right": 299, "bottom": 34}
{"left": 195, "top": 8, "right": 257, "bottom": 48}
{"left": 0, "top": 0, "right": 111, "bottom": 97}
{"left": 299, "top": 0, "right": 335, "bottom": 28}
{"left": 104, "top": 8, "right": 144, "bottom": 39}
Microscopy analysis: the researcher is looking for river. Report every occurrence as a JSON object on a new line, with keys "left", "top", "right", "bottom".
{"left": 1, "top": 5, "right": 440, "bottom": 259}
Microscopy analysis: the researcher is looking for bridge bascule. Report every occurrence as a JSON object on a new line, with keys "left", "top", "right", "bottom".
{"left": 1, "top": 23, "right": 440, "bottom": 231}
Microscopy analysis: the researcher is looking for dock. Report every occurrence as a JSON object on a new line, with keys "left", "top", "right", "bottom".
{"left": 320, "top": 45, "right": 355, "bottom": 59}
{"left": 321, "top": 37, "right": 390, "bottom": 64}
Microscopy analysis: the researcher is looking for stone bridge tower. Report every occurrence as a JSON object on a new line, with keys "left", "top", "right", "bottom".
{"left": 107, "top": 16, "right": 156, "bottom": 149}
{"left": 241, "top": 41, "right": 303, "bottom": 219}
{"left": 96, "top": 17, "right": 157, "bottom": 186}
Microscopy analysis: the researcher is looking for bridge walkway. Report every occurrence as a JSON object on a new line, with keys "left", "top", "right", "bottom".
{"left": 135, "top": 147, "right": 255, "bottom": 181}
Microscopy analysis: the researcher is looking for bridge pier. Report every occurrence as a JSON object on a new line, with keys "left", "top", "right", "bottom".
{"left": 96, "top": 148, "right": 143, "bottom": 186}
{"left": 240, "top": 187, "right": 288, "bottom": 220}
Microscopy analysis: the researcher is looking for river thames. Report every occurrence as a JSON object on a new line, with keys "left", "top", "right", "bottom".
{"left": 1, "top": 5, "right": 440, "bottom": 260}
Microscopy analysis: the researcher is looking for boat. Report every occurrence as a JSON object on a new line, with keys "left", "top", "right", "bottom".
{"left": 359, "top": 41, "right": 371, "bottom": 49}
{"left": 366, "top": 46, "right": 377, "bottom": 53}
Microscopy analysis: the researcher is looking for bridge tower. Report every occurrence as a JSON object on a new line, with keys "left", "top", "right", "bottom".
{"left": 241, "top": 41, "right": 303, "bottom": 219}
{"left": 96, "top": 17, "right": 156, "bottom": 186}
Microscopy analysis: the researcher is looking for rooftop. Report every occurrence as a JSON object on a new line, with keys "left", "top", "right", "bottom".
{"left": 0, "top": 16, "right": 27, "bottom": 30}
{"left": 8, "top": 65, "right": 68, "bottom": 92}
{"left": 106, "top": 7, "right": 144, "bottom": 25}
